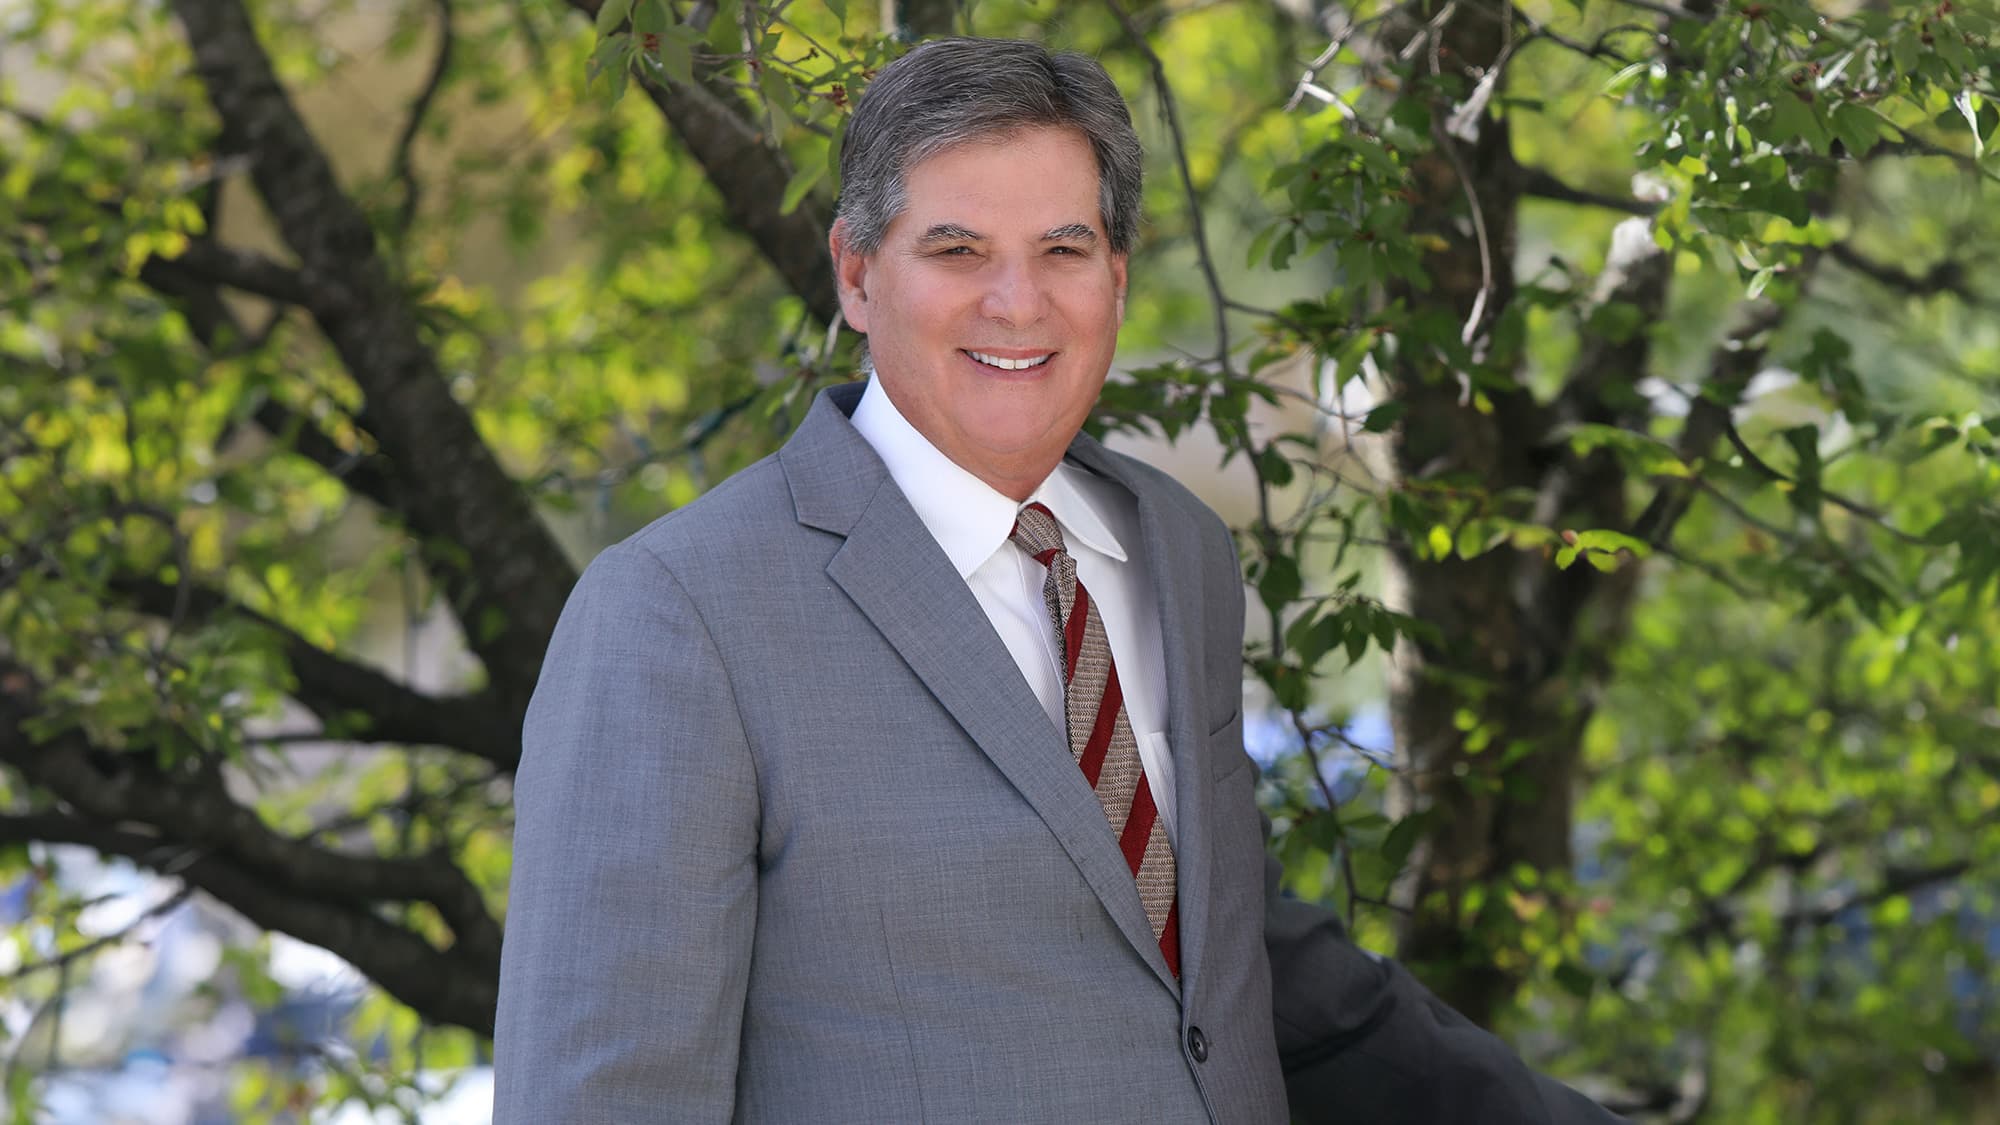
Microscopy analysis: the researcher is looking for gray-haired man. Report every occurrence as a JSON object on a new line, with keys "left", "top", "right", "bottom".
{"left": 495, "top": 36, "right": 1620, "bottom": 1124}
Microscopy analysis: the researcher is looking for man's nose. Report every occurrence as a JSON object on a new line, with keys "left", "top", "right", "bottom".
{"left": 978, "top": 258, "right": 1048, "bottom": 326}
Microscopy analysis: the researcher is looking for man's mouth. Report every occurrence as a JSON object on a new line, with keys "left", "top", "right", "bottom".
{"left": 963, "top": 349, "right": 1053, "bottom": 372}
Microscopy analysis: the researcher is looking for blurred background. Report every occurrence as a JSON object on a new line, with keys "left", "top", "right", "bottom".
{"left": 2, "top": 0, "right": 1997, "bottom": 1120}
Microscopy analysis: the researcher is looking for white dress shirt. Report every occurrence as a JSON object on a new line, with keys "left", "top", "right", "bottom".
{"left": 849, "top": 378, "right": 1177, "bottom": 842}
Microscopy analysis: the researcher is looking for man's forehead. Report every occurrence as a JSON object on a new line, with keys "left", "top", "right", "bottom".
{"left": 885, "top": 127, "right": 1108, "bottom": 244}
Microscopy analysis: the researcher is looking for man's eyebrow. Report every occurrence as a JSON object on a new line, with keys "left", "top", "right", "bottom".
{"left": 917, "top": 223, "right": 982, "bottom": 244}
{"left": 1042, "top": 224, "right": 1099, "bottom": 242}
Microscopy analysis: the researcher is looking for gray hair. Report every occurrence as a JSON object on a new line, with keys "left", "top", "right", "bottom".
{"left": 835, "top": 37, "right": 1145, "bottom": 257}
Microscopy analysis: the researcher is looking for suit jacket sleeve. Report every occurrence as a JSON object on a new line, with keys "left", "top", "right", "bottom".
{"left": 1263, "top": 854, "right": 1623, "bottom": 1123}
{"left": 495, "top": 540, "right": 760, "bottom": 1123}
{"left": 1196, "top": 522, "right": 1621, "bottom": 1124}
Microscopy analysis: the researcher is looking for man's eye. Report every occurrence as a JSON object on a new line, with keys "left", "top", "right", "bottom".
{"left": 1050, "top": 245, "right": 1083, "bottom": 256}
{"left": 936, "top": 246, "right": 973, "bottom": 256}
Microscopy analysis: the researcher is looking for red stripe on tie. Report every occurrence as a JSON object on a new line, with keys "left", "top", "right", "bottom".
{"left": 1064, "top": 584, "right": 1090, "bottom": 679}
{"left": 1159, "top": 899, "right": 1180, "bottom": 977}
{"left": 1077, "top": 671, "right": 1121, "bottom": 786}
{"left": 1120, "top": 776, "right": 1158, "bottom": 875}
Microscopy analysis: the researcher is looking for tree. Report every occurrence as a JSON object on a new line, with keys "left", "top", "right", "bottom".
{"left": 2, "top": 0, "right": 1996, "bottom": 1118}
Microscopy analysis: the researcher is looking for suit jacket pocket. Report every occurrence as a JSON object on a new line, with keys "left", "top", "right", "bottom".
{"left": 1208, "top": 708, "right": 1253, "bottom": 782}
{"left": 1206, "top": 710, "right": 1264, "bottom": 922}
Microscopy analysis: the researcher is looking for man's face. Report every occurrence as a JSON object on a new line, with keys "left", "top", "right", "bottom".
{"left": 833, "top": 126, "right": 1128, "bottom": 500}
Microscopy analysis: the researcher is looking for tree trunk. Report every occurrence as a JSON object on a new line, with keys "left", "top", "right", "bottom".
{"left": 1378, "top": 0, "right": 1660, "bottom": 1027}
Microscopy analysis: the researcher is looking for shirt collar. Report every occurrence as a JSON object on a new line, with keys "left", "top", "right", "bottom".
{"left": 849, "top": 377, "right": 1128, "bottom": 578}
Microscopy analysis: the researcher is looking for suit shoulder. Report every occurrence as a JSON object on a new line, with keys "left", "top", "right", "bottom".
{"left": 559, "top": 456, "right": 822, "bottom": 608}
{"left": 615, "top": 453, "right": 803, "bottom": 568}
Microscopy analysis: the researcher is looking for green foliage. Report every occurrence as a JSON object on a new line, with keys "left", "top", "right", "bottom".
{"left": 4, "top": 0, "right": 1998, "bottom": 1119}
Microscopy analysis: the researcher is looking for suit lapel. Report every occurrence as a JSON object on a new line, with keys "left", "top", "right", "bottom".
{"left": 782, "top": 386, "right": 1180, "bottom": 995}
{"left": 1066, "top": 435, "right": 1219, "bottom": 1002}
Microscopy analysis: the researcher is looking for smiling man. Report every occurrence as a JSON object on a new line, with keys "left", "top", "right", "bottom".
{"left": 837, "top": 123, "right": 1126, "bottom": 502}
{"left": 494, "top": 36, "right": 1621, "bottom": 1124}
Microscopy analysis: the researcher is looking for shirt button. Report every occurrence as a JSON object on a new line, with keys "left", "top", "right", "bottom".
{"left": 1186, "top": 1026, "right": 1210, "bottom": 1063}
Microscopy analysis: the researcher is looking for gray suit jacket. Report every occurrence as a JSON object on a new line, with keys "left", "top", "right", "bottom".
{"left": 495, "top": 383, "right": 1620, "bottom": 1124}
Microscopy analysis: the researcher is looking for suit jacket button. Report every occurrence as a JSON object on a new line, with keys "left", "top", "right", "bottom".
{"left": 1186, "top": 1026, "right": 1210, "bottom": 1063}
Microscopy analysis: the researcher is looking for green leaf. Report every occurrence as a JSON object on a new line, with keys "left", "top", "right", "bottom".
{"left": 587, "top": 31, "right": 628, "bottom": 85}
{"left": 1570, "top": 529, "right": 1651, "bottom": 556}
{"left": 1256, "top": 446, "right": 1295, "bottom": 488}
{"left": 707, "top": 0, "right": 743, "bottom": 50}
{"left": 1269, "top": 227, "right": 1299, "bottom": 271}
{"left": 585, "top": 32, "right": 640, "bottom": 102}
{"left": 1770, "top": 93, "right": 1828, "bottom": 153}
{"left": 1245, "top": 222, "right": 1279, "bottom": 270}
{"left": 1260, "top": 658, "right": 1309, "bottom": 712}
{"left": 595, "top": 0, "right": 634, "bottom": 35}
{"left": 1381, "top": 813, "right": 1424, "bottom": 871}
{"left": 1343, "top": 621, "right": 1368, "bottom": 665}
{"left": 1830, "top": 103, "right": 1882, "bottom": 157}
{"left": 1603, "top": 61, "right": 1648, "bottom": 98}
{"left": 654, "top": 24, "right": 698, "bottom": 86}
{"left": 779, "top": 150, "right": 826, "bottom": 216}
{"left": 1258, "top": 553, "right": 1302, "bottom": 613}
{"left": 1360, "top": 400, "right": 1406, "bottom": 433}
{"left": 825, "top": 119, "right": 847, "bottom": 199}
{"left": 633, "top": 0, "right": 670, "bottom": 36}
{"left": 1780, "top": 424, "right": 1823, "bottom": 514}
{"left": 1891, "top": 30, "right": 1918, "bottom": 77}
{"left": 1368, "top": 605, "right": 1398, "bottom": 654}
{"left": 1455, "top": 520, "right": 1492, "bottom": 560}
{"left": 1286, "top": 608, "right": 1336, "bottom": 668}
{"left": 1426, "top": 523, "right": 1452, "bottom": 559}
{"left": 760, "top": 67, "right": 796, "bottom": 121}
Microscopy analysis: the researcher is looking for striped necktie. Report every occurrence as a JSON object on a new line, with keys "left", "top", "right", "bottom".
{"left": 1010, "top": 502, "right": 1180, "bottom": 976}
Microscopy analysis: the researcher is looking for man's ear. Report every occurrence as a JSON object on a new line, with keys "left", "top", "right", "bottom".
{"left": 1112, "top": 251, "right": 1129, "bottom": 325}
{"left": 829, "top": 218, "right": 871, "bottom": 335}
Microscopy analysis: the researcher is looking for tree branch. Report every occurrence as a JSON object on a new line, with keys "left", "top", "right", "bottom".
{"left": 1629, "top": 294, "right": 1797, "bottom": 547}
{"left": 1682, "top": 855, "right": 1973, "bottom": 951}
{"left": 1520, "top": 166, "right": 1660, "bottom": 216}
{"left": 1826, "top": 241, "right": 1968, "bottom": 297}
{"left": 562, "top": 0, "right": 838, "bottom": 324}
{"left": 1106, "top": 0, "right": 1235, "bottom": 376}
{"left": 129, "top": 218, "right": 411, "bottom": 523}
{"left": 249, "top": 398, "right": 410, "bottom": 520}
{"left": 149, "top": 239, "right": 331, "bottom": 309}
{"left": 3, "top": 887, "right": 194, "bottom": 982}
{"left": 105, "top": 575, "right": 519, "bottom": 767}
{"left": 1718, "top": 417, "right": 1925, "bottom": 545}
{"left": 1787, "top": 860, "right": 1973, "bottom": 929}
{"left": 168, "top": 0, "right": 578, "bottom": 714}
{"left": 390, "top": 0, "right": 456, "bottom": 237}
{"left": 1517, "top": 19, "right": 1645, "bottom": 65}
{"left": 0, "top": 668, "right": 504, "bottom": 1022}
{"left": 0, "top": 811, "right": 498, "bottom": 1036}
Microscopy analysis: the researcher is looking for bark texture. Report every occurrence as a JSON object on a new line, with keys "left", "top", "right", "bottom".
{"left": 1376, "top": 1, "right": 1661, "bottom": 1026}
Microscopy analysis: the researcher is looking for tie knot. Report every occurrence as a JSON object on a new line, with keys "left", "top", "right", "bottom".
{"left": 1010, "top": 502, "right": 1066, "bottom": 560}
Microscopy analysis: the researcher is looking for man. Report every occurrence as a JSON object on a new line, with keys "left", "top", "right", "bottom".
{"left": 495, "top": 36, "right": 1620, "bottom": 1123}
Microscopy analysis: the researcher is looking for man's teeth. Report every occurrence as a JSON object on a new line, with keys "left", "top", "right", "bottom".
{"left": 966, "top": 350, "right": 1052, "bottom": 371}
